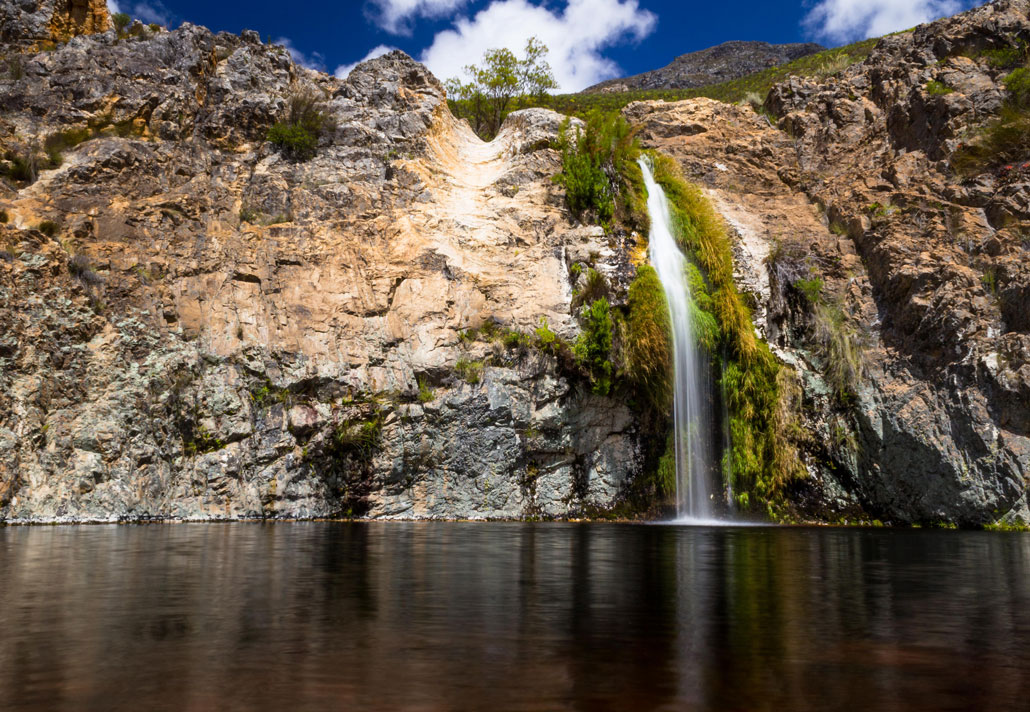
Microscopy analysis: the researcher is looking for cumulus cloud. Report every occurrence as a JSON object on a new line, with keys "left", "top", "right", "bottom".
{"left": 334, "top": 45, "right": 400, "bottom": 79}
{"left": 420, "top": 0, "right": 656, "bottom": 93}
{"left": 277, "top": 37, "right": 328, "bottom": 73}
{"left": 107, "top": 0, "right": 177, "bottom": 27}
{"left": 803, "top": 0, "right": 981, "bottom": 44}
{"left": 367, "top": 0, "right": 472, "bottom": 35}
{"left": 129, "top": 1, "right": 174, "bottom": 26}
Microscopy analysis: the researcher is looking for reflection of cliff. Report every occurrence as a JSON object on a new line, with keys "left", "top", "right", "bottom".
{"left": 1, "top": 525, "right": 1028, "bottom": 708}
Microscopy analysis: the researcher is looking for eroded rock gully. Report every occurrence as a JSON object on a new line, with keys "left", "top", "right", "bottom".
{"left": 0, "top": 14, "right": 640, "bottom": 521}
{"left": 627, "top": 0, "right": 1030, "bottom": 526}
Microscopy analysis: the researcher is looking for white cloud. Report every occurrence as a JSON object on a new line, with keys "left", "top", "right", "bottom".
{"left": 803, "top": 0, "right": 980, "bottom": 44}
{"left": 419, "top": 0, "right": 656, "bottom": 93}
{"left": 107, "top": 1, "right": 177, "bottom": 27}
{"left": 334, "top": 45, "right": 400, "bottom": 79}
{"left": 368, "top": 0, "right": 471, "bottom": 35}
{"left": 129, "top": 1, "right": 173, "bottom": 26}
{"left": 277, "top": 37, "right": 328, "bottom": 73}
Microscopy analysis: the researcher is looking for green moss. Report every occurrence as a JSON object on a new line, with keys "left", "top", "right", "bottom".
{"left": 624, "top": 265, "right": 672, "bottom": 410}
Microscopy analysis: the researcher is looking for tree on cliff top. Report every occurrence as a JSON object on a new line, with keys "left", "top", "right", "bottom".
{"left": 445, "top": 37, "right": 558, "bottom": 139}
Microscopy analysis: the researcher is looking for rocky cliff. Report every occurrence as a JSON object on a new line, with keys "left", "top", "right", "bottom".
{"left": 627, "top": 0, "right": 1030, "bottom": 526}
{"left": 0, "top": 4, "right": 644, "bottom": 522}
{"left": 585, "top": 41, "right": 825, "bottom": 94}
{"left": 2, "top": 0, "right": 1028, "bottom": 527}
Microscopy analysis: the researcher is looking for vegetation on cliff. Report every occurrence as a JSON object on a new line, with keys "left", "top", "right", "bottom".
{"left": 549, "top": 108, "right": 802, "bottom": 517}
{"left": 446, "top": 37, "right": 558, "bottom": 139}
{"left": 644, "top": 153, "right": 803, "bottom": 516}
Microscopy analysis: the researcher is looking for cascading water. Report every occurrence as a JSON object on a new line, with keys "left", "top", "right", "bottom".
{"left": 638, "top": 157, "right": 717, "bottom": 521}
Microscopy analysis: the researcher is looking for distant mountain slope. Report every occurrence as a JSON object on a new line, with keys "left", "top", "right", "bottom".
{"left": 585, "top": 40, "right": 825, "bottom": 93}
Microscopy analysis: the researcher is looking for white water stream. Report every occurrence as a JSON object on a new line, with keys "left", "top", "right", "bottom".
{"left": 638, "top": 157, "right": 717, "bottom": 521}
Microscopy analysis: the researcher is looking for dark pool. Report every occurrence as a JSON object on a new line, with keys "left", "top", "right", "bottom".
{"left": 1, "top": 522, "right": 1028, "bottom": 710}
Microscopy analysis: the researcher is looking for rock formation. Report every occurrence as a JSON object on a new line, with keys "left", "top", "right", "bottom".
{"left": 627, "top": 0, "right": 1030, "bottom": 526}
{"left": 0, "top": 14, "right": 641, "bottom": 521}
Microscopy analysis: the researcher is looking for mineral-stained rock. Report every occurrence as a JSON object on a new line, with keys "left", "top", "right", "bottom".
{"left": 0, "top": 10, "right": 643, "bottom": 522}
{"left": 0, "top": 0, "right": 109, "bottom": 44}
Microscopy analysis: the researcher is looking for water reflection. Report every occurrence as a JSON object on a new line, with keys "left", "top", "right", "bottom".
{"left": 0, "top": 523, "right": 1027, "bottom": 710}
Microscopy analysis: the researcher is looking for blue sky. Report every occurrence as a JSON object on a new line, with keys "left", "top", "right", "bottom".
{"left": 106, "top": 1, "right": 985, "bottom": 92}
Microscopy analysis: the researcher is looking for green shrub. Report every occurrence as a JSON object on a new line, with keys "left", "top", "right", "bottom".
{"left": 37, "top": 220, "right": 59, "bottom": 237}
{"left": 554, "top": 111, "right": 642, "bottom": 230}
{"left": 573, "top": 298, "right": 614, "bottom": 395}
{"left": 624, "top": 265, "right": 672, "bottom": 410}
{"left": 811, "top": 301, "right": 866, "bottom": 401}
{"left": 68, "top": 254, "right": 102, "bottom": 286}
{"left": 981, "top": 42, "right": 1028, "bottom": 69}
{"left": 455, "top": 358, "right": 484, "bottom": 384}
{"left": 952, "top": 68, "right": 1030, "bottom": 175}
{"left": 417, "top": 376, "right": 435, "bottom": 403}
{"left": 267, "top": 87, "right": 336, "bottom": 161}
{"left": 111, "top": 13, "right": 131, "bottom": 33}
{"left": 952, "top": 104, "right": 1030, "bottom": 175}
{"left": 1, "top": 149, "right": 37, "bottom": 184}
{"left": 0, "top": 210, "right": 7, "bottom": 223}
{"left": 572, "top": 267, "right": 609, "bottom": 310}
{"left": 1005, "top": 68, "right": 1030, "bottom": 108}
{"left": 267, "top": 122, "right": 318, "bottom": 161}
{"left": 795, "top": 277, "right": 824, "bottom": 304}
{"left": 925, "top": 80, "right": 954, "bottom": 96}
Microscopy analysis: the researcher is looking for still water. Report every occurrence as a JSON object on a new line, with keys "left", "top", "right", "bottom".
{"left": 1, "top": 522, "right": 1028, "bottom": 711}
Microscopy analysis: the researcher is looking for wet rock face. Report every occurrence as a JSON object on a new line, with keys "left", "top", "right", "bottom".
{"left": 0, "top": 20, "right": 644, "bottom": 521}
{"left": 627, "top": 0, "right": 1030, "bottom": 526}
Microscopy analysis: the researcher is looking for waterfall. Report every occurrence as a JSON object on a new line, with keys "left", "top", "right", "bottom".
{"left": 638, "top": 157, "right": 717, "bottom": 521}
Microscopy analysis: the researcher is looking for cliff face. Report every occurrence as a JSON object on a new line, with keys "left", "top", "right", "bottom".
{"left": 0, "top": 16, "right": 642, "bottom": 521}
{"left": 2, "top": 1, "right": 1028, "bottom": 526}
{"left": 585, "top": 41, "right": 825, "bottom": 94}
{"left": 627, "top": 0, "right": 1030, "bottom": 526}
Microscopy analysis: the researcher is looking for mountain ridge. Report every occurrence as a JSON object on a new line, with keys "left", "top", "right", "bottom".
{"left": 584, "top": 40, "right": 826, "bottom": 94}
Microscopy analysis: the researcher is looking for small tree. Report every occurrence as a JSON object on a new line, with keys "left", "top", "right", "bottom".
{"left": 111, "top": 12, "right": 131, "bottom": 34}
{"left": 446, "top": 37, "right": 558, "bottom": 139}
